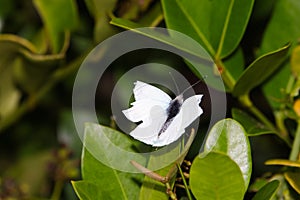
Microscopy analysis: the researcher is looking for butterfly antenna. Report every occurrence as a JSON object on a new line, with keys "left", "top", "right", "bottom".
{"left": 169, "top": 72, "right": 180, "bottom": 95}
{"left": 181, "top": 75, "right": 208, "bottom": 95}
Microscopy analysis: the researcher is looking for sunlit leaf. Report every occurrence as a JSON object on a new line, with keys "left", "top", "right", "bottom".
{"left": 190, "top": 152, "right": 245, "bottom": 200}
{"left": 204, "top": 119, "right": 252, "bottom": 188}
{"left": 265, "top": 159, "right": 300, "bottom": 168}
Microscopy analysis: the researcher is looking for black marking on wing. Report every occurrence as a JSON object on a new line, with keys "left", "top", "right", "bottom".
{"left": 158, "top": 97, "right": 183, "bottom": 137}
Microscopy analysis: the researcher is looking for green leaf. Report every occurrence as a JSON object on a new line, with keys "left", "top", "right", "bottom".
{"left": 139, "top": 172, "right": 169, "bottom": 200}
{"left": 139, "top": 129, "right": 196, "bottom": 200}
{"left": 0, "top": 34, "right": 64, "bottom": 94}
{"left": 190, "top": 152, "right": 245, "bottom": 200}
{"left": 223, "top": 48, "right": 245, "bottom": 82}
{"left": 204, "top": 119, "right": 252, "bottom": 188}
{"left": 265, "top": 159, "right": 300, "bottom": 168}
{"left": 138, "top": 1, "right": 163, "bottom": 27}
{"left": 110, "top": 17, "right": 210, "bottom": 61}
{"left": 0, "top": 59, "right": 21, "bottom": 121}
{"left": 84, "top": 0, "right": 118, "bottom": 43}
{"left": 111, "top": 18, "right": 230, "bottom": 91}
{"left": 260, "top": 0, "right": 300, "bottom": 54}
{"left": 232, "top": 44, "right": 290, "bottom": 97}
{"left": 138, "top": 152, "right": 176, "bottom": 200}
{"left": 0, "top": 34, "right": 65, "bottom": 124}
{"left": 284, "top": 172, "right": 300, "bottom": 194}
{"left": 232, "top": 108, "right": 274, "bottom": 136}
{"left": 161, "top": 0, "right": 254, "bottom": 58}
{"left": 33, "top": 0, "right": 79, "bottom": 53}
{"left": 78, "top": 123, "right": 144, "bottom": 199}
{"left": 111, "top": 3, "right": 246, "bottom": 92}
{"left": 261, "top": 0, "right": 300, "bottom": 109}
{"left": 72, "top": 181, "right": 104, "bottom": 200}
{"left": 0, "top": 0, "right": 14, "bottom": 18}
{"left": 252, "top": 180, "right": 280, "bottom": 200}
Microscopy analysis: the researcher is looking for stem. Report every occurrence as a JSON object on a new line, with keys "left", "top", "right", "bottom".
{"left": 216, "top": 59, "right": 235, "bottom": 91}
{"left": 289, "top": 121, "right": 300, "bottom": 161}
{"left": 50, "top": 180, "right": 64, "bottom": 200}
{"left": 165, "top": 182, "right": 177, "bottom": 200}
{"left": 177, "top": 164, "right": 192, "bottom": 200}
{"left": 274, "top": 111, "right": 289, "bottom": 138}
{"left": 239, "top": 94, "right": 276, "bottom": 131}
{"left": 239, "top": 94, "right": 292, "bottom": 147}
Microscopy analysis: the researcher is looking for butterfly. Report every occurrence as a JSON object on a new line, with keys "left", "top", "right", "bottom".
{"left": 122, "top": 81, "right": 203, "bottom": 147}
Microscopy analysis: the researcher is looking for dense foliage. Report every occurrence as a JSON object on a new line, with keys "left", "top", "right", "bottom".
{"left": 0, "top": 0, "right": 300, "bottom": 199}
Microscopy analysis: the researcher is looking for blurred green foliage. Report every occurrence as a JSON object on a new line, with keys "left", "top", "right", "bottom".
{"left": 0, "top": 0, "right": 300, "bottom": 199}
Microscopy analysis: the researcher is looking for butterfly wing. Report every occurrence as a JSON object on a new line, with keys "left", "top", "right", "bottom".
{"left": 153, "top": 95, "right": 203, "bottom": 147}
{"left": 122, "top": 81, "right": 171, "bottom": 145}
{"left": 128, "top": 105, "right": 168, "bottom": 145}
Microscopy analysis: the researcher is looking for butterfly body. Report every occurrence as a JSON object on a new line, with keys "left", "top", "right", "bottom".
{"left": 158, "top": 95, "right": 183, "bottom": 136}
{"left": 122, "top": 81, "right": 203, "bottom": 147}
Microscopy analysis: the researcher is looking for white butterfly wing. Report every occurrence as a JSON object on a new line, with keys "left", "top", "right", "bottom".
{"left": 122, "top": 81, "right": 172, "bottom": 145}
{"left": 153, "top": 95, "right": 203, "bottom": 147}
{"left": 129, "top": 105, "right": 168, "bottom": 145}
{"left": 122, "top": 81, "right": 171, "bottom": 126}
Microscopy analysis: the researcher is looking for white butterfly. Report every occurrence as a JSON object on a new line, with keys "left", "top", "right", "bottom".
{"left": 122, "top": 81, "right": 203, "bottom": 147}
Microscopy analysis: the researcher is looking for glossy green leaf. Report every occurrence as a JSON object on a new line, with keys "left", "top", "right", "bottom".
{"left": 161, "top": 0, "right": 254, "bottom": 58}
{"left": 284, "top": 172, "right": 300, "bottom": 194}
{"left": 261, "top": 0, "right": 300, "bottom": 109}
{"left": 232, "top": 108, "right": 274, "bottom": 136}
{"left": 72, "top": 181, "right": 104, "bottom": 200}
{"left": 252, "top": 180, "right": 280, "bottom": 200}
{"left": 270, "top": 174, "right": 295, "bottom": 199}
{"left": 33, "top": 0, "right": 79, "bottom": 53}
{"left": 77, "top": 123, "right": 144, "bottom": 199}
{"left": 190, "top": 152, "right": 245, "bottom": 200}
{"left": 204, "top": 119, "right": 252, "bottom": 188}
{"left": 232, "top": 44, "right": 290, "bottom": 97}
{"left": 111, "top": 18, "right": 228, "bottom": 91}
{"left": 84, "top": 0, "right": 118, "bottom": 43}
{"left": 110, "top": 17, "right": 211, "bottom": 62}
